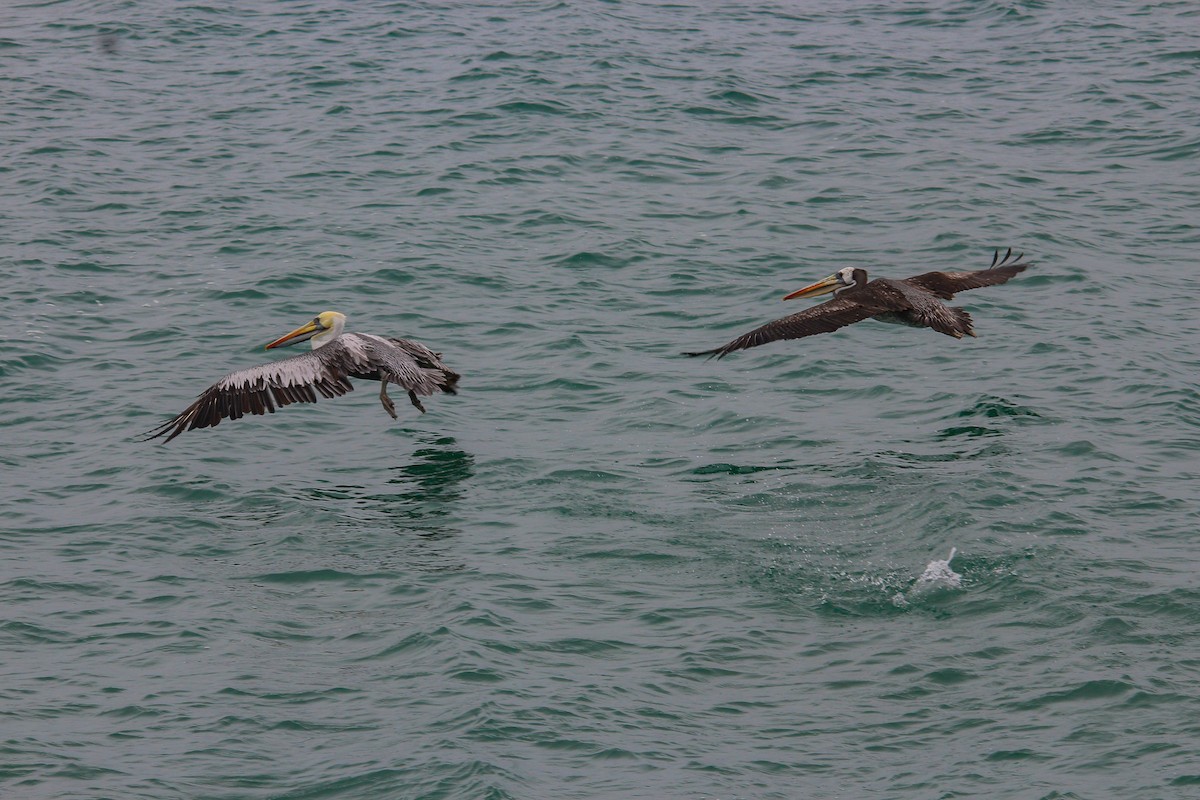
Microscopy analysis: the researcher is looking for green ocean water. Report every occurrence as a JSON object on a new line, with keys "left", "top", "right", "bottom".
{"left": 3, "top": 1, "right": 1199, "bottom": 798}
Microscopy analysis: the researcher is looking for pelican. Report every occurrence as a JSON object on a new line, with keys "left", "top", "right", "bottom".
{"left": 144, "top": 311, "right": 460, "bottom": 443}
{"left": 685, "top": 249, "right": 1031, "bottom": 359}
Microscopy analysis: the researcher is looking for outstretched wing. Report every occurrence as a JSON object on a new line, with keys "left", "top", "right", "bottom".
{"left": 143, "top": 339, "right": 370, "bottom": 443}
{"left": 903, "top": 248, "right": 1031, "bottom": 300}
{"left": 684, "top": 295, "right": 884, "bottom": 359}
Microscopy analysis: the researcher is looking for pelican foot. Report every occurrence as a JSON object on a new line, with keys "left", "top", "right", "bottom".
{"left": 379, "top": 384, "right": 398, "bottom": 420}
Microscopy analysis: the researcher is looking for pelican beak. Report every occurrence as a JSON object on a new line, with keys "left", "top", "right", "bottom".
{"left": 265, "top": 320, "right": 320, "bottom": 349}
{"left": 783, "top": 274, "right": 841, "bottom": 301}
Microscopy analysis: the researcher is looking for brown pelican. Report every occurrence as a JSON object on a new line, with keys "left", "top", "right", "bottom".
{"left": 144, "top": 311, "right": 460, "bottom": 443}
{"left": 685, "top": 249, "right": 1030, "bottom": 359}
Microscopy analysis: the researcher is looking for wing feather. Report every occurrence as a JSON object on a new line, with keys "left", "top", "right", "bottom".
{"left": 903, "top": 248, "right": 1031, "bottom": 299}
{"left": 143, "top": 341, "right": 362, "bottom": 443}
{"left": 684, "top": 295, "right": 884, "bottom": 359}
{"left": 358, "top": 334, "right": 461, "bottom": 397}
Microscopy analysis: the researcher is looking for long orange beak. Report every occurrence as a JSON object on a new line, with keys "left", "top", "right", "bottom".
{"left": 265, "top": 320, "right": 320, "bottom": 350}
{"left": 782, "top": 274, "right": 841, "bottom": 301}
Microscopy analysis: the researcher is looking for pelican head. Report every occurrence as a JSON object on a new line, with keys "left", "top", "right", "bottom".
{"left": 265, "top": 311, "right": 346, "bottom": 350}
{"left": 782, "top": 267, "right": 867, "bottom": 301}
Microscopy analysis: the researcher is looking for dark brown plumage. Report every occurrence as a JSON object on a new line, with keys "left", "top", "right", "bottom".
{"left": 685, "top": 249, "right": 1030, "bottom": 359}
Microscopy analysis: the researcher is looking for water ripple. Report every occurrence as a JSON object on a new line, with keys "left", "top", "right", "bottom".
{"left": 3, "top": 2, "right": 1200, "bottom": 799}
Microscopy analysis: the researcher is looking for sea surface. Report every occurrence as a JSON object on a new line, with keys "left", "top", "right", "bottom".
{"left": 3, "top": 2, "right": 1199, "bottom": 798}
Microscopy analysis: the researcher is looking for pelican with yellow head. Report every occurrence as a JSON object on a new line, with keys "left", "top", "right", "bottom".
{"left": 145, "top": 310, "right": 460, "bottom": 443}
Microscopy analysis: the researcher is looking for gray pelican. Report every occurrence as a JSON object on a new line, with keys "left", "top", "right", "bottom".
{"left": 686, "top": 249, "right": 1031, "bottom": 359}
{"left": 145, "top": 311, "right": 460, "bottom": 443}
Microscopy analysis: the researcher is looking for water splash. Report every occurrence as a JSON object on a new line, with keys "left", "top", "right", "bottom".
{"left": 893, "top": 548, "right": 962, "bottom": 607}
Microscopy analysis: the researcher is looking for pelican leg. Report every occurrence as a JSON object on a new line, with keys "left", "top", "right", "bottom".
{"left": 379, "top": 382, "right": 397, "bottom": 419}
{"left": 408, "top": 390, "right": 427, "bottom": 414}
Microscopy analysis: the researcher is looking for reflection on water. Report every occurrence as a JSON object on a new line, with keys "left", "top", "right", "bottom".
{"left": 374, "top": 435, "right": 475, "bottom": 539}
{"left": 304, "top": 435, "right": 475, "bottom": 542}
{"left": 309, "top": 435, "right": 476, "bottom": 572}
{"left": 316, "top": 436, "right": 474, "bottom": 532}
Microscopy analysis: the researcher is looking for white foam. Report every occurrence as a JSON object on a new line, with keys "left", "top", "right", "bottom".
{"left": 915, "top": 547, "right": 961, "bottom": 590}
{"left": 895, "top": 548, "right": 962, "bottom": 607}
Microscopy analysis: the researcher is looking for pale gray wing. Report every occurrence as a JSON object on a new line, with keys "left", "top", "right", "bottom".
{"left": 355, "top": 334, "right": 461, "bottom": 398}
{"left": 903, "top": 248, "right": 1031, "bottom": 300}
{"left": 684, "top": 294, "right": 887, "bottom": 359}
{"left": 143, "top": 339, "right": 368, "bottom": 443}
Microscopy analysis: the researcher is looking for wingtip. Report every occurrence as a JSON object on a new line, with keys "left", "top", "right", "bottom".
{"left": 138, "top": 424, "right": 170, "bottom": 444}
{"left": 990, "top": 247, "right": 1031, "bottom": 270}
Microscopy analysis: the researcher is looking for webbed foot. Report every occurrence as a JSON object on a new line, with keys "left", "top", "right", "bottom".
{"left": 379, "top": 384, "right": 398, "bottom": 420}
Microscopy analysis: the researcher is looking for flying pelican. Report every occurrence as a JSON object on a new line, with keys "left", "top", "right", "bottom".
{"left": 144, "top": 311, "right": 460, "bottom": 443}
{"left": 685, "top": 249, "right": 1031, "bottom": 359}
